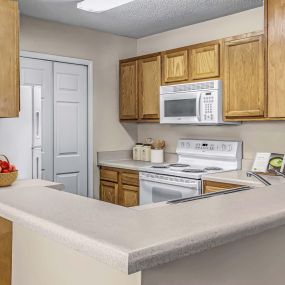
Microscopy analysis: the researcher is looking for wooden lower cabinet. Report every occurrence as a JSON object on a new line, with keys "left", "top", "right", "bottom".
{"left": 203, "top": 180, "right": 242, "bottom": 194}
{"left": 120, "top": 185, "right": 139, "bottom": 208}
{"left": 100, "top": 167, "right": 140, "bottom": 207}
{"left": 100, "top": 181, "right": 119, "bottom": 205}
{"left": 0, "top": 217, "right": 12, "bottom": 285}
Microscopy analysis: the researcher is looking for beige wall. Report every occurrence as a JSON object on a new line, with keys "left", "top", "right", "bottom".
{"left": 20, "top": 16, "right": 138, "bottom": 153}
{"left": 137, "top": 7, "right": 285, "bottom": 160}
{"left": 20, "top": 16, "right": 138, "bottom": 197}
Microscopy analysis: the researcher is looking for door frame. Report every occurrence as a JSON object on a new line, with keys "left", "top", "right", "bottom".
{"left": 20, "top": 51, "right": 94, "bottom": 198}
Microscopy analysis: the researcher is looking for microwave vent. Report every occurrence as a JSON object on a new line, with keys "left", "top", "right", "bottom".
{"left": 160, "top": 80, "right": 220, "bottom": 94}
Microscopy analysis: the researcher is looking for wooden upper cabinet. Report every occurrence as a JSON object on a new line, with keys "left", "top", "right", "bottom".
{"left": 224, "top": 34, "right": 265, "bottom": 118}
{"left": 138, "top": 55, "right": 161, "bottom": 121}
{"left": 190, "top": 43, "right": 220, "bottom": 80}
{"left": 119, "top": 60, "right": 138, "bottom": 120}
{"left": 162, "top": 48, "right": 189, "bottom": 84}
{"left": 0, "top": 0, "right": 20, "bottom": 118}
{"left": 267, "top": 0, "right": 285, "bottom": 118}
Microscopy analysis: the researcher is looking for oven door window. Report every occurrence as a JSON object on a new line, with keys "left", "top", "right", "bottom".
{"left": 152, "top": 187, "right": 183, "bottom": 203}
{"left": 165, "top": 99, "right": 196, "bottom": 117}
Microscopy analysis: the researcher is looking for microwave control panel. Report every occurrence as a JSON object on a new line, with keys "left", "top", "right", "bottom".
{"left": 201, "top": 91, "right": 218, "bottom": 122}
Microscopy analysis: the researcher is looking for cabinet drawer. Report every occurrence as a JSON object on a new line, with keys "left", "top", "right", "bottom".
{"left": 100, "top": 169, "right": 118, "bottom": 183}
{"left": 121, "top": 172, "right": 139, "bottom": 186}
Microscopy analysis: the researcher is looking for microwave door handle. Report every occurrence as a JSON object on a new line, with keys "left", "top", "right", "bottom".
{"left": 196, "top": 93, "right": 202, "bottom": 121}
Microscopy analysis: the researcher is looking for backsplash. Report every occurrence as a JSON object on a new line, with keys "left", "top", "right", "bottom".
{"left": 138, "top": 122, "right": 285, "bottom": 160}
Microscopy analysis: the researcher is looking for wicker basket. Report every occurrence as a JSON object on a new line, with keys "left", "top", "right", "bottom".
{"left": 0, "top": 155, "right": 18, "bottom": 187}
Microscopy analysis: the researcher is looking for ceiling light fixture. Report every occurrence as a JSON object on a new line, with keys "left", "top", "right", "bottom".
{"left": 77, "top": 0, "right": 135, "bottom": 13}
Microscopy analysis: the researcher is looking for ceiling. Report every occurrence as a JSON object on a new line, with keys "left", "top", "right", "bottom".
{"left": 19, "top": 0, "right": 263, "bottom": 39}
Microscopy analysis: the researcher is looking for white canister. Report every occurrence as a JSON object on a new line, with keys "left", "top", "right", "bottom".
{"left": 141, "top": 145, "right": 151, "bottom": 162}
{"left": 133, "top": 144, "right": 143, "bottom": 161}
{"left": 151, "top": 149, "right": 164, "bottom": 164}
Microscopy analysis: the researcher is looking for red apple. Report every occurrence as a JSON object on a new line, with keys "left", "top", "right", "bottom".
{"left": 2, "top": 169, "right": 9, "bottom": 174}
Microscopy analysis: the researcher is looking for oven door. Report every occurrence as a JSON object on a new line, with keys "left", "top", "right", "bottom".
{"left": 139, "top": 173, "right": 201, "bottom": 206}
{"left": 160, "top": 92, "right": 202, "bottom": 124}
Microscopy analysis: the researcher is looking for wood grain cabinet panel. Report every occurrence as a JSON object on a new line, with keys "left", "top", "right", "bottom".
{"left": 100, "top": 181, "right": 119, "bottom": 205}
{"left": 224, "top": 34, "right": 265, "bottom": 118}
{"left": 121, "top": 172, "right": 139, "bottom": 187}
{"left": 203, "top": 180, "right": 242, "bottom": 194}
{"left": 120, "top": 185, "right": 139, "bottom": 208}
{"left": 0, "top": 217, "right": 12, "bottom": 285}
{"left": 100, "top": 168, "right": 118, "bottom": 183}
{"left": 267, "top": 0, "right": 285, "bottom": 118}
{"left": 0, "top": 0, "right": 20, "bottom": 118}
{"left": 191, "top": 43, "right": 220, "bottom": 80}
{"left": 100, "top": 167, "right": 140, "bottom": 207}
{"left": 119, "top": 61, "right": 138, "bottom": 120}
{"left": 162, "top": 49, "right": 189, "bottom": 84}
{"left": 138, "top": 55, "right": 161, "bottom": 121}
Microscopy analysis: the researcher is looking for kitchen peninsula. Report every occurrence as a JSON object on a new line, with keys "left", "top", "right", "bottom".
{"left": 1, "top": 184, "right": 285, "bottom": 285}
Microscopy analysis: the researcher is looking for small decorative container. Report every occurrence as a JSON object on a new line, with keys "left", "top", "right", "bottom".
{"left": 141, "top": 144, "right": 151, "bottom": 162}
{"left": 133, "top": 143, "right": 143, "bottom": 161}
{"left": 0, "top": 155, "right": 18, "bottom": 187}
{"left": 151, "top": 149, "right": 164, "bottom": 164}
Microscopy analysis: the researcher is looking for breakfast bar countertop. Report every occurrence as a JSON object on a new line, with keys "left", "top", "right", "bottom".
{"left": 1, "top": 183, "right": 285, "bottom": 274}
{"left": 202, "top": 170, "right": 285, "bottom": 187}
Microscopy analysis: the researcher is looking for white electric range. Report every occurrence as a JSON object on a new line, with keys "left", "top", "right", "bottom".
{"left": 139, "top": 139, "right": 242, "bottom": 205}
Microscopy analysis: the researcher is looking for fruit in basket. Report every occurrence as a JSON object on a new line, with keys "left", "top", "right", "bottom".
{"left": 0, "top": 160, "right": 17, "bottom": 173}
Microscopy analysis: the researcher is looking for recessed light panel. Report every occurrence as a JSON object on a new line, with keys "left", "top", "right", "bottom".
{"left": 77, "top": 0, "right": 135, "bottom": 13}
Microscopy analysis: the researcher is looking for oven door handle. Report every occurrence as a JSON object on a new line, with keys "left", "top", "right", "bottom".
{"left": 196, "top": 93, "right": 202, "bottom": 121}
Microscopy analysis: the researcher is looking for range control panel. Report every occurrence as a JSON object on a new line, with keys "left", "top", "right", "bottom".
{"left": 177, "top": 139, "right": 242, "bottom": 158}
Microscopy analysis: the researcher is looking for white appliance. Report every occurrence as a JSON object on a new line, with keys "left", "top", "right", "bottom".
{"left": 0, "top": 86, "right": 42, "bottom": 179}
{"left": 139, "top": 139, "right": 242, "bottom": 205}
{"left": 160, "top": 80, "right": 236, "bottom": 125}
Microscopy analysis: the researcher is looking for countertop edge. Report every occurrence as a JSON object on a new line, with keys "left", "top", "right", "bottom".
{"left": 127, "top": 210, "right": 285, "bottom": 274}
{"left": 0, "top": 201, "right": 130, "bottom": 274}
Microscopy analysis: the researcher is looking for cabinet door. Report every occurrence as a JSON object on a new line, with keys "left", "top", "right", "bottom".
{"left": 100, "top": 181, "right": 119, "bottom": 205}
{"left": 162, "top": 49, "right": 189, "bottom": 84}
{"left": 224, "top": 35, "right": 265, "bottom": 118}
{"left": 191, "top": 43, "right": 220, "bottom": 80}
{"left": 203, "top": 180, "right": 242, "bottom": 194}
{"left": 0, "top": 0, "right": 19, "bottom": 117}
{"left": 268, "top": 0, "right": 285, "bottom": 118}
{"left": 0, "top": 217, "right": 12, "bottom": 285}
{"left": 120, "top": 185, "right": 139, "bottom": 207}
{"left": 119, "top": 61, "right": 138, "bottom": 120}
{"left": 138, "top": 55, "right": 161, "bottom": 121}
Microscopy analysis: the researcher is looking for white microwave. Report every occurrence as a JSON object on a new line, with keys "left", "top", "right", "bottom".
{"left": 160, "top": 80, "right": 236, "bottom": 125}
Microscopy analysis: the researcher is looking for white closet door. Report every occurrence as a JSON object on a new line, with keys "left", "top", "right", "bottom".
{"left": 54, "top": 62, "right": 88, "bottom": 196}
{"left": 20, "top": 58, "right": 54, "bottom": 181}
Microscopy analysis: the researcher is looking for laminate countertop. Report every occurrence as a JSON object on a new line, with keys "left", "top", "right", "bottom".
{"left": 98, "top": 160, "right": 154, "bottom": 171}
{"left": 1, "top": 183, "right": 285, "bottom": 274}
{"left": 203, "top": 170, "right": 285, "bottom": 187}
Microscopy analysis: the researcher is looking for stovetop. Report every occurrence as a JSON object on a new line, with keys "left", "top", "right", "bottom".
{"left": 141, "top": 163, "right": 228, "bottom": 180}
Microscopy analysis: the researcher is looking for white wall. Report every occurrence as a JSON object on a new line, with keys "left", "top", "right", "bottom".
{"left": 137, "top": 7, "right": 285, "bottom": 160}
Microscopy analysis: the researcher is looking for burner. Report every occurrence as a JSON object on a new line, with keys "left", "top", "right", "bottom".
{"left": 204, "top": 167, "right": 223, "bottom": 171}
{"left": 182, "top": 169, "right": 206, "bottom": 173}
{"left": 152, "top": 165, "right": 169, "bottom": 169}
{"left": 169, "top": 164, "right": 190, "bottom": 168}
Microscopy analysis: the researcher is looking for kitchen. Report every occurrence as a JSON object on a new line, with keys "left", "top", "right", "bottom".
{"left": 1, "top": 0, "right": 285, "bottom": 284}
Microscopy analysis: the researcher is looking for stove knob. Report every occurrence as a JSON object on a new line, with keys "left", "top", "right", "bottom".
{"left": 221, "top": 144, "right": 227, "bottom": 151}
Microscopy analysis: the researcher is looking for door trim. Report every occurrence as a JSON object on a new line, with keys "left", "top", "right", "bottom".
{"left": 20, "top": 51, "right": 94, "bottom": 198}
